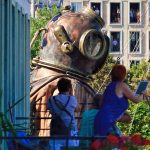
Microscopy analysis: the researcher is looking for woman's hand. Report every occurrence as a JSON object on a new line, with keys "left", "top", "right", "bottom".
{"left": 141, "top": 90, "right": 148, "bottom": 97}
{"left": 118, "top": 112, "right": 132, "bottom": 123}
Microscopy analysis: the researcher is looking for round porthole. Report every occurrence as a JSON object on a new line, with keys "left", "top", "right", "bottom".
{"left": 79, "top": 29, "right": 106, "bottom": 60}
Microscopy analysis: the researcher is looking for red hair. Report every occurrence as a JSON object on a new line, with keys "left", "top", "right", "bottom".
{"left": 110, "top": 64, "right": 127, "bottom": 81}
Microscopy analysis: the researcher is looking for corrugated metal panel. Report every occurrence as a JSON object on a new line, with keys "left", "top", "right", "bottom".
{"left": 9, "top": 0, "right": 13, "bottom": 111}
{"left": 12, "top": 4, "right": 16, "bottom": 123}
{"left": 0, "top": 0, "right": 5, "bottom": 113}
{"left": 4, "top": 0, "right": 10, "bottom": 110}
{"left": 0, "top": 0, "right": 30, "bottom": 148}
{"left": 25, "top": 14, "right": 30, "bottom": 123}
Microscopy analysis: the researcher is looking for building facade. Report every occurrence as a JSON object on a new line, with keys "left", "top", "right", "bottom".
{"left": 0, "top": 0, "right": 30, "bottom": 148}
{"left": 64, "top": 0, "right": 150, "bottom": 68}
{"left": 30, "top": 0, "right": 62, "bottom": 17}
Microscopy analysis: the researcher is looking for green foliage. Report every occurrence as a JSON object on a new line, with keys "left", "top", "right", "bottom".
{"left": 129, "top": 60, "right": 150, "bottom": 91}
{"left": 118, "top": 60, "right": 150, "bottom": 139}
{"left": 129, "top": 102, "right": 150, "bottom": 139}
{"left": 118, "top": 101, "right": 150, "bottom": 139}
{"left": 30, "top": 5, "right": 61, "bottom": 59}
{"left": 0, "top": 113, "right": 16, "bottom": 135}
{"left": 90, "top": 58, "right": 150, "bottom": 139}
{"left": 90, "top": 55, "right": 115, "bottom": 93}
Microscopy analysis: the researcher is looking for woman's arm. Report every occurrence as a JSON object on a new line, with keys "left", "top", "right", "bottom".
{"left": 118, "top": 112, "right": 132, "bottom": 123}
{"left": 122, "top": 83, "right": 143, "bottom": 103}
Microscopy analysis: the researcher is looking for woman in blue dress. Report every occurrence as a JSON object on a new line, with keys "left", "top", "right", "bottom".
{"left": 94, "top": 64, "right": 145, "bottom": 137}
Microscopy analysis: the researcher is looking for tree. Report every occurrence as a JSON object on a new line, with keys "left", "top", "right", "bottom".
{"left": 30, "top": 5, "right": 61, "bottom": 59}
{"left": 118, "top": 60, "right": 150, "bottom": 139}
{"left": 90, "top": 55, "right": 116, "bottom": 94}
{"left": 129, "top": 60, "right": 150, "bottom": 90}
{"left": 91, "top": 58, "right": 150, "bottom": 139}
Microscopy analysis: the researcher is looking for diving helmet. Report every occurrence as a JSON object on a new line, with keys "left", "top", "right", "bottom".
{"left": 37, "top": 7, "right": 109, "bottom": 77}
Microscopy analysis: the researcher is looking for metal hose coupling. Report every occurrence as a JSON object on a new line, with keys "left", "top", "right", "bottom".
{"left": 54, "top": 25, "right": 73, "bottom": 54}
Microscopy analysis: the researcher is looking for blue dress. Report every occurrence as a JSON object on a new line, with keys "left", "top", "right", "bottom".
{"left": 94, "top": 81, "right": 129, "bottom": 136}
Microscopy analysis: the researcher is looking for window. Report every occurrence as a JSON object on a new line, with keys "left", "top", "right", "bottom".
{"left": 110, "top": 3, "right": 121, "bottom": 24}
{"left": 129, "top": 2, "right": 140, "bottom": 24}
{"left": 91, "top": 2, "right": 101, "bottom": 16}
{"left": 130, "top": 60, "right": 140, "bottom": 67}
{"left": 129, "top": 32, "right": 140, "bottom": 53}
{"left": 71, "top": 2, "right": 82, "bottom": 12}
{"left": 110, "top": 32, "right": 121, "bottom": 53}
